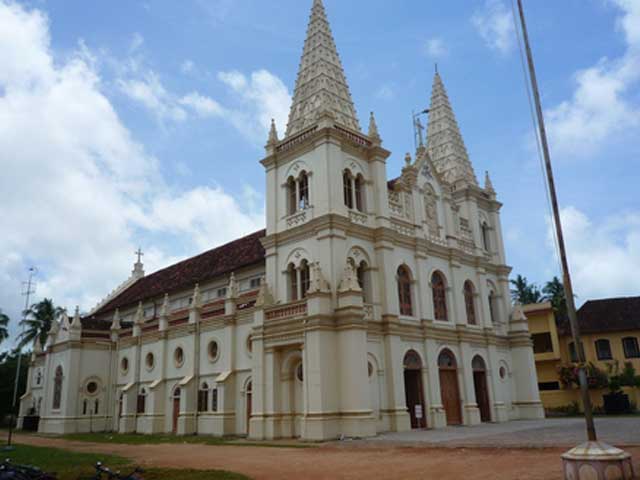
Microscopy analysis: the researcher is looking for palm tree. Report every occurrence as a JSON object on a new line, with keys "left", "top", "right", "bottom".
{"left": 0, "top": 309, "right": 9, "bottom": 346}
{"left": 17, "top": 299, "right": 64, "bottom": 350}
{"left": 543, "top": 276, "right": 567, "bottom": 319}
{"left": 510, "top": 275, "right": 543, "bottom": 304}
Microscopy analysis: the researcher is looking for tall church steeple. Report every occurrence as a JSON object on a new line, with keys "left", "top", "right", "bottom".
{"left": 426, "top": 71, "right": 478, "bottom": 186}
{"left": 285, "top": 0, "right": 360, "bottom": 137}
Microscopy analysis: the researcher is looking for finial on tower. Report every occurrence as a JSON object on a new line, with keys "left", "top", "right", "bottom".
{"left": 132, "top": 247, "right": 145, "bottom": 279}
{"left": 368, "top": 112, "right": 381, "bottom": 144}
{"left": 405, "top": 152, "right": 412, "bottom": 167}
{"left": 267, "top": 119, "right": 279, "bottom": 146}
{"left": 484, "top": 171, "right": 496, "bottom": 194}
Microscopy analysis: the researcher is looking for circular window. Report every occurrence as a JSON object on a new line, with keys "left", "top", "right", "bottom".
{"left": 208, "top": 340, "right": 219, "bottom": 362}
{"left": 174, "top": 347, "right": 184, "bottom": 367}
{"left": 499, "top": 366, "right": 507, "bottom": 380}
{"left": 145, "top": 352, "right": 155, "bottom": 370}
{"left": 120, "top": 357, "right": 129, "bottom": 374}
{"left": 296, "top": 363, "right": 304, "bottom": 382}
{"left": 368, "top": 362, "right": 374, "bottom": 378}
{"left": 86, "top": 381, "right": 98, "bottom": 395}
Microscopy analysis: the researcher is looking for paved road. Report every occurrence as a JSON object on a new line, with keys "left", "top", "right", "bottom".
{"left": 361, "top": 417, "right": 640, "bottom": 448}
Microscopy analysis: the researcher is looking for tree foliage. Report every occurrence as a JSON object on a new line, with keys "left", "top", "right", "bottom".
{"left": 0, "top": 309, "right": 9, "bottom": 346}
{"left": 18, "top": 298, "right": 64, "bottom": 350}
{"left": 0, "top": 350, "right": 30, "bottom": 424}
{"left": 509, "top": 275, "right": 543, "bottom": 304}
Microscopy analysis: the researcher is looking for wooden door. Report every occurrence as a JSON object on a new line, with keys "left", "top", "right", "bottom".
{"left": 404, "top": 370, "right": 426, "bottom": 429}
{"left": 474, "top": 371, "right": 491, "bottom": 422}
{"left": 172, "top": 397, "right": 180, "bottom": 433}
{"left": 439, "top": 369, "right": 462, "bottom": 425}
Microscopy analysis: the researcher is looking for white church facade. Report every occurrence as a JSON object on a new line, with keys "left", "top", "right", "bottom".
{"left": 19, "top": 0, "right": 544, "bottom": 441}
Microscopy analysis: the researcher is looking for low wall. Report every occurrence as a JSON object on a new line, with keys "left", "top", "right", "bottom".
{"left": 541, "top": 387, "right": 640, "bottom": 412}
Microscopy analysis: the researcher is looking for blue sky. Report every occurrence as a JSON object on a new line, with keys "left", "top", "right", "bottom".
{"left": 1, "top": 0, "right": 639, "bottom": 346}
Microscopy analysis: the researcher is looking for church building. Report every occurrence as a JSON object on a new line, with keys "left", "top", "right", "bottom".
{"left": 19, "top": 0, "right": 544, "bottom": 440}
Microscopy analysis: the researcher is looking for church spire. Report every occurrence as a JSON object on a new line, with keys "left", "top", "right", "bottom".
{"left": 426, "top": 71, "right": 478, "bottom": 186}
{"left": 285, "top": 0, "right": 360, "bottom": 137}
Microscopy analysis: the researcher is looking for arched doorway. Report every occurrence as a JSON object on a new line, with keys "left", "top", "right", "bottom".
{"left": 245, "top": 380, "right": 253, "bottom": 436}
{"left": 172, "top": 387, "right": 181, "bottom": 434}
{"left": 472, "top": 356, "right": 491, "bottom": 422}
{"left": 438, "top": 349, "right": 462, "bottom": 425}
{"left": 403, "top": 350, "right": 426, "bottom": 429}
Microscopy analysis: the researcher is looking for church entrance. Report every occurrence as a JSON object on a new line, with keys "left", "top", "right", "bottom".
{"left": 438, "top": 349, "right": 462, "bottom": 426}
{"left": 172, "top": 388, "right": 181, "bottom": 434}
{"left": 403, "top": 350, "right": 426, "bottom": 429}
{"left": 472, "top": 356, "right": 491, "bottom": 422}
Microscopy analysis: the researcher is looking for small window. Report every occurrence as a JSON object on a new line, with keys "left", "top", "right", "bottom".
{"left": 499, "top": 366, "right": 507, "bottom": 380}
{"left": 86, "top": 381, "right": 99, "bottom": 395}
{"left": 595, "top": 339, "right": 613, "bottom": 360}
{"left": 246, "top": 335, "right": 253, "bottom": 354}
{"left": 532, "top": 333, "right": 554, "bottom": 354}
{"left": 208, "top": 340, "right": 219, "bottom": 362}
{"left": 356, "top": 261, "right": 369, "bottom": 303}
{"left": 432, "top": 272, "right": 448, "bottom": 321}
{"left": 36, "top": 370, "right": 42, "bottom": 385}
{"left": 488, "top": 291, "right": 497, "bottom": 323}
{"left": 299, "top": 172, "right": 309, "bottom": 210}
{"left": 287, "top": 177, "right": 297, "bottom": 215}
{"left": 120, "top": 357, "right": 129, "bottom": 374}
{"left": 145, "top": 352, "right": 155, "bottom": 370}
{"left": 623, "top": 337, "right": 640, "bottom": 359}
{"left": 211, "top": 388, "right": 218, "bottom": 412}
{"left": 94, "top": 399, "right": 99, "bottom": 415}
{"left": 249, "top": 277, "right": 261, "bottom": 290}
{"left": 397, "top": 266, "right": 413, "bottom": 317}
{"left": 343, "top": 170, "right": 354, "bottom": 209}
{"left": 368, "top": 361, "right": 374, "bottom": 378}
{"left": 217, "top": 287, "right": 227, "bottom": 299}
{"left": 296, "top": 363, "right": 304, "bottom": 382}
{"left": 538, "top": 381, "right": 560, "bottom": 391}
{"left": 463, "top": 281, "right": 476, "bottom": 325}
{"left": 355, "top": 175, "right": 365, "bottom": 212}
{"left": 53, "top": 366, "right": 63, "bottom": 410}
{"left": 83, "top": 399, "right": 88, "bottom": 415}
{"left": 300, "top": 260, "right": 310, "bottom": 299}
{"left": 288, "top": 263, "right": 298, "bottom": 302}
{"left": 137, "top": 389, "right": 147, "bottom": 414}
{"left": 198, "top": 383, "right": 209, "bottom": 412}
{"left": 481, "top": 222, "right": 491, "bottom": 251}
{"left": 174, "top": 347, "right": 185, "bottom": 367}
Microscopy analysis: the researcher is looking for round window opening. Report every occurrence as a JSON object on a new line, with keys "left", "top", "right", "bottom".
{"left": 499, "top": 366, "right": 507, "bottom": 380}
{"left": 86, "top": 381, "right": 98, "bottom": 395}
{"left": 146, "top": 352, "right": 155, "bottom": 370}
{"left": 296, "top": 363, "right": 304, "bottom": 382}
{"left": 120, "top": 357, "right": 129, "bottom": 373}
{"left": 208, "top": 341, "right": 219, "bottom": 361}
{"left": 174, "top": 347, "right": 185, "bottom": 367}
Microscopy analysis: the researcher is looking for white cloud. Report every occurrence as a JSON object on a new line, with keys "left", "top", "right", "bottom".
{"left": 375, "top": 84, "right": 395, "bottom": 101}
{"left": 129, "top": 32, "right": 144, "bottom": 53}
{"left": 471, "top": 0, "right": 515, "bottom": 55}
{"left": 0, "top": 0, "right": 263, "bottom": 346}
{"left": 548, "top": 207, "right": 640, "bottom": 301}
{"left": 423, "top": 37, "right": 448, "bottom": 59}
{"left": 180, "top": 59, "right": 195, "bottom": 75}
{"left": 180, "top": 92, "right": 224, "bottom": 117}
{"left": 218, "top": 69, "right": 291, "bottom": 143}
{"left": 118, "top": 72, "right": 188, "bottom": 122}
{"left": 545, "top": 0, "right": 640, "bottom": 157}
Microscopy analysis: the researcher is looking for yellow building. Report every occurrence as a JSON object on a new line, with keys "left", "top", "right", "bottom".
{"left": 525, "top": 297, "right": 640, "bottom": 412}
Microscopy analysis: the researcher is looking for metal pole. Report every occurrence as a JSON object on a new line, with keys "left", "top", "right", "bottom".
{"left": 516, "top": 0, "right": 597, "bottom": 441}
{"left": 7, "top": 267, "right": 36, "bottom": 448}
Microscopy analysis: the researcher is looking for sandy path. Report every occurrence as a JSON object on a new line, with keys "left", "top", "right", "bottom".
{"left": 12, "top": 434, "right": 640, "bottom": 480}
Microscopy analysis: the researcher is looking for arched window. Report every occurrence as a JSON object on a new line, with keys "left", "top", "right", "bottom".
{"left": 300, "top": 260, "right": 310, "bottom": 299}
{"left": 488, "top": 290, "right": 497, "bottom": 323}
{"left": 288, "top": 263, "right": 298, "bottom": 301}
{"left": 438, "top": 349, "right": 457, "bottom": 369}
{"left": 481, "top": 222, "right": 491, "bottom": 251}
{"left": 198, "top": 382, "right": 209, "bottom": 412}
{"left": 472, "top": 355, "right": 486, "bottom": 371}
{"left": 397, "top": 266, "right": 413, "bottom": 317}
{"left": 464, "top": 281, "right": 477, "bottom": 325}
{"left": 355, "top": 175, "right": 365, "bottom": 212}
{"left": 211, "top": 387, "right": 219, "bottom": 412}
{"left": 298, "top": 172, "right": 309, "bottom": 210}
{"left": 595, "top": 339, "right": 612, "bottom": 360}
{"left": 343, "top": 170, "right": 354, "bottom": 209}
{"left": 356, "top": 261, "right": 369, "bottom": 303}
{"left": 52, "top": 366, "right": 63, "bottom": 410}
{"left": 137, "top": 388, "right": 147, "bottom": 414}
{"left": 287, "top": 177, "right": 297, "bottom": 216}
{"left": 432, "top": 272, "right": 448, "bottom": 321}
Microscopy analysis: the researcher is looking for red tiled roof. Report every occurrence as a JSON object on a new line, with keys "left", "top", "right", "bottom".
{"left": 92, "top": 230, "right": 266, "bottom": 318}
{"left": 575, "top": 296, "right": 640, "bottom": 335}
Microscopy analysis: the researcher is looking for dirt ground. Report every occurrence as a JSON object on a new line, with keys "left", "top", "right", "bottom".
{"left": 12, "top": 434, "right": 640, "bottom": 480}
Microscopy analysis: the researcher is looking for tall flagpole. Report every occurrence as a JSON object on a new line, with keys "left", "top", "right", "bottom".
{"left": 514, "top": 0, "right": 597, "bottom": 441}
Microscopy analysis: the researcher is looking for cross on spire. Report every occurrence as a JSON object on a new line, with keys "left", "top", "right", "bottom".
{"left": 135, "top": 248, "right": 144, "bottom": 264}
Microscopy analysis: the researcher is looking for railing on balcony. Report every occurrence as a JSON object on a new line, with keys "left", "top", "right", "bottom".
{"left": 265, "top": 301, "right": 308, "bottom": 321}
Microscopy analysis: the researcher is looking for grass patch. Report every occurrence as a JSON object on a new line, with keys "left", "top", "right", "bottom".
{"left": 61, "top": 432, "right": 311, "bottom": 448}
{"left": 3, "top": 444, "right": 250, "bottom": 480}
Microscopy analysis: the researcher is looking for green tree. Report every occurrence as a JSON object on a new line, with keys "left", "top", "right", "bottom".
{"left": 18, "top": 298, "right": 64, "bottom": 350}
{"left": 0, "top": 350, "right": 30, "bottom": 424}
{"left": 510, "top": 274, "right": 543, "bottom": 304}
{"left": 0, "top": 309, "right": 9, "bottom": 346}
{"left": 543, "top": 276, "right": 567, "bottom": 318}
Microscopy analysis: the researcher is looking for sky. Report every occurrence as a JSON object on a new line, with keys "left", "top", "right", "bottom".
{"left": 1, "top": 0, "right": 639, "bottom": 347}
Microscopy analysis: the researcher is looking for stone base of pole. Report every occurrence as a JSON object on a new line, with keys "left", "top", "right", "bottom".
{"left": 562, "top": 441, "right": 635, "bottom": 479}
